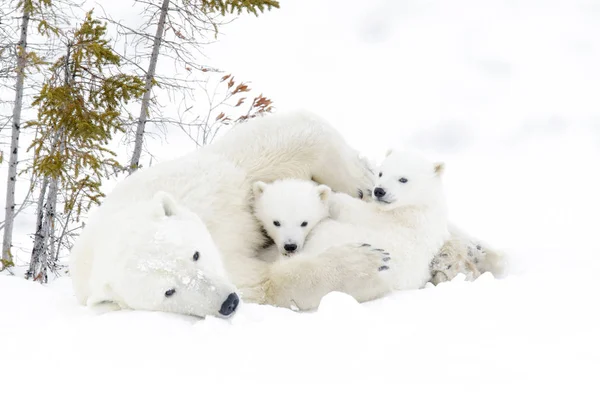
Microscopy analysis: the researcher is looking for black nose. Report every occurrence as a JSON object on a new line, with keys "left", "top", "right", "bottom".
{"left": 284, "top": 243, "right": 297, "bottom": 252}
{"left": 374, "top": 187, "right": 386, "bottom": 198}
{"left": 219, "top": 293, "right": 239, "bottom": 316}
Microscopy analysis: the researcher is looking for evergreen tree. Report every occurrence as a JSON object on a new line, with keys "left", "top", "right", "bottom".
{"left": 202, "top": 0, "right": 279, "bottom": 16}
{"left": 25, "top": 10, "right": 144, "bottom": 281}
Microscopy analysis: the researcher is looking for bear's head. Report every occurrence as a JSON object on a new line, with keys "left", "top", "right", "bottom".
{"left": 252, "top": 179, "right": 330, "bottom": 257}
{"left": 87, "top": 191, "right": 240, "bottom": 319}
{"left": 371, "top": 149, "right": 445, "bottom": 211}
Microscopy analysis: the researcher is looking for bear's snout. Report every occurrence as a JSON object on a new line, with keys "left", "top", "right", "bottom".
{"left": 284, "top": 243, "right": 298, "bottom": 253}
{"left": 374, "top": 187, "right": 386, "bottom": 198}
{"left": 219, "top": 292, "right": 240, "bottom": 317}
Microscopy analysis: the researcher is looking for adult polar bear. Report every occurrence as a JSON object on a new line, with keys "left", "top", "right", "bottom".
{"left": 70, "top": 109, "right": 393, "bottom": 318}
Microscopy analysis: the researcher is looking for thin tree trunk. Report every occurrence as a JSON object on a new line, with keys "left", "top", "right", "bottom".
{"left": 2, "top": 7, "right": 30, "bottom": 270}
{"left": 38, "top": 175, "right": 58, "bottom": 283}
{"left": 26, "top": 176, "right": 48, "bottom": 280}
{"left": 27, "top": 133, "right": 61, "bottom": 281}
{"left": 27, "top": 46, "right": 70, "bottom": 282}
{"left": 129, "top": 0, "right": 170, "bottom": 174}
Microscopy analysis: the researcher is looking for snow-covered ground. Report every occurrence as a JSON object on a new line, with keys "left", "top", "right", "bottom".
{"left": 1, "top": 0, "right": 600, "bottom": 398}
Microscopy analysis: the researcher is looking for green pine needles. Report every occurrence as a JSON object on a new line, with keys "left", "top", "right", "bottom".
{"left": 200, "top": 0, "right": 280, "bottom": 16}
{"left": 26, "top": 10, "right": 145, "bottom": 221}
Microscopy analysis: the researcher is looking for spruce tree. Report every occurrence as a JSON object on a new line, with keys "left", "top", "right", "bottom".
{"left": 25, "top": 10, "right": 144, "bottom": 281}
{"left": 202, "top": 0, "right": 279, "bottom": 16}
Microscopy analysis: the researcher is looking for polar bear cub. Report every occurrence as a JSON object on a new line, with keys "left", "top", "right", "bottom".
{"left": 253, "top": 179, "right": 331, "bottom": 259}
{"left": 256, "top": 149, "right": 450, "bottom": 294}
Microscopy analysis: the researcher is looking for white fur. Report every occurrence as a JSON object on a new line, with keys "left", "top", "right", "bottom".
{"left": 253, "top": 179, "right": 330, "bottom": 257}
{"left": 260, "top": 149, "right": 451, "bottom": 303}
{"left": 70, "top": 109, "right": 387, "bottom": 317}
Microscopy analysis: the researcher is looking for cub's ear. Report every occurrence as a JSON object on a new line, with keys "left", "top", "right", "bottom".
{"left": 434, "top": 162, "right": 445, "bottom": 176}
{"left": 252, "top": 181, "right": 267, "bottom": 198}
{"left": 153, "top": 191, "right": 179, "bottom": 217}
{"left": 316, "top": 185, "right": 331, "bottom": 202}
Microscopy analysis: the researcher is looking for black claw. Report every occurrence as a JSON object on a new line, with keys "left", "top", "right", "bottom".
{"left": 382, "top": 252, "right": 390, "bottom": 256}
{"left": 476, "top": 245, "right": 482, "bottom": 250}
{"left": 382, "top": 257, "right": 391, "bottom": 262}
{"left": 474, "top": 258, "right": 479, "bottom": 264}
{"left": 373, "top": 248, "right": 384, "bottom": 252}
{"left": 360, "top": 243, "right": 370, "bottom": 247}
{"left": 378, "top": 265, "right": 390, "bottom": 271}
{"left": 446, "top": 264, "right": 452, "bottom": 270}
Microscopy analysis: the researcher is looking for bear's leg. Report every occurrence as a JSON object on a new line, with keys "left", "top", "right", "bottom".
{"left": 449, "top": 223, "right": 507, "bottom": 278}
{"left": 328, "top": 192, "right": 373, "bottom": 222}
{"left": 429, "top": 223, "right": 507, "bottom": 284}
{"left": 264, "top": 243, "right": 397, "bottom": 310}
{"left": 429, "top": 241, "right": 481, "bottom": 285}
{"left": 211, "top": 110, "right": 374, "bottom": 199}
{"left": 310, "top": 137, "right": 376, "bottom": 199}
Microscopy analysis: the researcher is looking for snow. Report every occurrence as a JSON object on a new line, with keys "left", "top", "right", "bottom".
{"left": 1, "top": 0, "right": 600, "bottom": 398}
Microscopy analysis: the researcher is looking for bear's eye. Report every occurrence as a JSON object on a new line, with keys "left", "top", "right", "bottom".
{"left": 301, "top": 221, "right": 308, "bottom": 227}
{"left": 378, "top": 172, "right": 383, "bottom": 177}
{"left": 399, "top": 177, "right": 408, "bottom": 183}
{"left": 192, "top": 251, "right": 200, "bottom": 261}
{"left": 165, "top": 289, "right": 176, "bottom": 297}
{"left": 273, "top": 220, "right": 280, "bottom": 227}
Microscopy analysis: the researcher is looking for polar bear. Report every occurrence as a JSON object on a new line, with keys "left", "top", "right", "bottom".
{"left": 254, "top": 160, "right": 506, "bottom": 296}
{"left": 253, "top": 179, "right": 331, "bottom": 259}
{"left": 69, "top": 109, "right": 393, "bottom": 318}
{"left": 263, "top": 149, "right": 451, "bottom": 310}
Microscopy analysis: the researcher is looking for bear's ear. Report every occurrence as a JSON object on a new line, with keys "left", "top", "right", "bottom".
{"left": 252, "top": 181, "right": 267, "bottom": 198}
{"left": 317, "top": 185, "right": 331, "bottom": 202}
{"left": 152, "top": 191, "right": 179, "bottom": 217}
{"left": 434, "top": 162, "right": 445, "bottom": 176}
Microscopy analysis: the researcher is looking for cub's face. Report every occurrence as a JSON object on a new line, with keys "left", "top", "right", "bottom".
{"left": 91, "top": 192, "right": 239, "bottom": 319}
{"left": 253, "top": 179, "right": 331, "bottom": 256}
{"left": 372, "top": 150, "right": 444, "bottom": 211}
